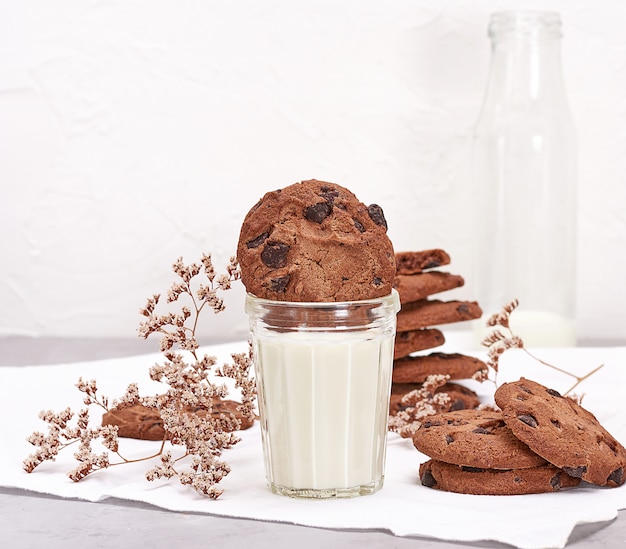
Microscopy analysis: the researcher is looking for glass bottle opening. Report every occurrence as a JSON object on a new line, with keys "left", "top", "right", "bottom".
{"left": 489, "top": 11, "right": 562, "bottom": 39}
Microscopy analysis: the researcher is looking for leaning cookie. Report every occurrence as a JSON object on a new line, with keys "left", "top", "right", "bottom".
{"left": 495, "top": 378, "right": 626, "bottom": 487}
{"left": 237, "top": 179, "right": 395, "bottom": 302}
{"left": 419, "top": 459, "right": 580, "bottom": 495}
{"left": 393, "top": 352, "right": 488, "bottom": 384}
{"left": 412, "top": 409, "right": 546, "bottom": 469}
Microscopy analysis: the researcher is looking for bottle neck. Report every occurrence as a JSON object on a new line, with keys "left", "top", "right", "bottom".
{"left": 481, "top": 12, "right": 569, "bottom": 111}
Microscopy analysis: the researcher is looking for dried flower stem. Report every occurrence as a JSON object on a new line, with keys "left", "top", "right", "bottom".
{"left": 388, "top": 374, "right": 451, "bottom": 438}
{"left": 481, "top": 299, "right": 603, "bottom": 396}
{"left": 24, "top": 253, "right": 256, "bottom": 499}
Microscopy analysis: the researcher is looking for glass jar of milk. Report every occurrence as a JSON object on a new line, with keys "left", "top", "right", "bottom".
{"left": 246, "top": 290, "right": 400, "bottom": 498}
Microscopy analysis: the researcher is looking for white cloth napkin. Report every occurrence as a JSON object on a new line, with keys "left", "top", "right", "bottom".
{"left": 1, "top": 342, "right": 625, "bottom": 549}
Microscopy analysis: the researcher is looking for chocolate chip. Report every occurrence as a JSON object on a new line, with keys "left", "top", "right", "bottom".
{"left": 607, "top": 467, "right": 624, "bottom": 486}
{"left": 551, "top": 419, "right": 561, "bottom": 429}
{"left": 353, "top": 219, "right": 365, "bottom": 233}
{"left": 268, "top": 275, "right": 290, "bottom": 293}
{"left": 367, "top": 204, "right": 387, "bottom": 230}
{"left": 445, "top": 434, "right": 454, "bottom": 444}
{"left": 518, "top": 414, "right": 538, "bottom": 428}
{"left": 472, "top": 427, "right": 492, "bottom": 435}
{"left": 450, "top": 400, "right": 466, "bottom": 411}
{"left": 457, "top": 303, "right": 470, "bottom": 314}
{"left": 246, "top": 231, "right": 270, "bottom": 249}
{"left": 424, "top": 260, "right": 442, "bottom": 269}
{"left": 546, "top": 388, "right": 562, "bottom": 398}
{"left": 372, "top": 277, "right": 382, "bottom": 286}
{"left": 319, "top": 186, "right": 339, "bottom": 204}
{"left": 421, "top": 469, "right": 437, "bottom": 488}
{"left": 563, "top": 465, "right": 587, "bottom": 478}
{"left": 261, "top": 242, "right": 290, "bottom": 268}
{"left": 550, "top": 473, "right": 562, "bottom": 490}
{"left": 305, "top": 202, "right": 332, "bottom": 223}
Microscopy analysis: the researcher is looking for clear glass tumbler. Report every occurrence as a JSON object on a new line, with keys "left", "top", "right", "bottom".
{"left": 245, "top": 290, "right": 400, "bottom": 498}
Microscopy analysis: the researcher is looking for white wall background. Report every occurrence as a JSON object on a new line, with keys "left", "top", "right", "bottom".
{"left": 1, "top": 0, "right": 625, "bottom": 343}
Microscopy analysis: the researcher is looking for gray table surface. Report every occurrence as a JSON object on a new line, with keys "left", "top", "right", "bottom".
{"left": 1, "top": 336, "right": 625, "bottom": 549}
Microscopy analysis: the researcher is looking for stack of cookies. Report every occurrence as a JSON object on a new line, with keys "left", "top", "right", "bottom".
{"left": 390, "top": 249, "right": 487, "bottom": 415}
{"left": 413, "top": 378, "right": 626, "bottom": 495}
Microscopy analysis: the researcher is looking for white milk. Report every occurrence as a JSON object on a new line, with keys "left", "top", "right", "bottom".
{"left": 254, "top": 332, "right": 393, "bottom": 497}
{"left": 474, "top": 310, "right": 576, "bottom": 348}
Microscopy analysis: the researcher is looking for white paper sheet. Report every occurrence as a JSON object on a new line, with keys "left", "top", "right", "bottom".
{"left": 1, "top": 342, "right": 625, "bottom": 549}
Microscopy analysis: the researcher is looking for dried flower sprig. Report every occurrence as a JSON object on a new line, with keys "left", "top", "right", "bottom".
{"left": 23, "top": 381, "right": 164, "bottom": 481}
{"left": 481, "top": 299, "right": 604, "bottom": 396}
{"left": 24, "top": 253, "right": 256, "bottom": 499}
{"left": 388, "top": 374, "right": 451, "bottom": 438}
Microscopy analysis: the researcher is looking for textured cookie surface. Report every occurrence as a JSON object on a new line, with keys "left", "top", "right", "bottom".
{"left": 237, "top": 180, "right": 395, "bottom": 302}
{"left": 419, "top": 459, "right": 580, "bottom": 495}
{"left": 495, "top": 378, "right": 626, "bottom": 487}
{"left": 412, "top": 409, "right": 546, "bottom": 469}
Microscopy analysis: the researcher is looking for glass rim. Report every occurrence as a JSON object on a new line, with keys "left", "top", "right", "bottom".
{"left": 245, "top": 289, "right": 400, "bottom": 310}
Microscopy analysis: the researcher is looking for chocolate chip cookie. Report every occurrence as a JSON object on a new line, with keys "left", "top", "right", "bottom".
{"left": 396, "top": 299, "right": 482, "bottom": 331}
{"left": 393, "top": 271, "right": 465, "bottom": 305}
{"left": 495, "top": 378, "right": 626, "bottom": 487}
{"left": 395, "top": 249, "right": 450, "bottom": 275}
{"left": 390, "top": 382, "right": 480, "bottom": 415}
{"left": 102, "top": 400, "right": 253, "bottom": 441}
{"left": 237, "top": 179, "right": 396, "bottom": 302}
{"left": 394, "top": 328, "right": 445, "bottom": 359}
{"left": 393, "top": 352, "right": 488, "bottom": 384}
{"left": 412, "top": 409, "right": 546, "bottom": 469}
{"left": 419, "top": 459, "right": 580, "bottom": 495}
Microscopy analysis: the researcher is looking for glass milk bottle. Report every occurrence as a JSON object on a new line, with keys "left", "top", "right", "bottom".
{"left": 471, "top": 11, "right": 577, "bottom": 347}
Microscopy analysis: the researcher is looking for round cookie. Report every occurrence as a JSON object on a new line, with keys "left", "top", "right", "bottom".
{"left": 495, "top": 377, "right": 626, "bottom": 487}
{"left": 412, "top": 409, "right": 546, "bottom": 469}
{"left": 102, "top": 400, "right": 253, "bottom": 441}
{"left": 419, "top": 459, "right": 581, "bottom": 495}
{"left": 237, "top": 179, "right": 396, "bottom": 302}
